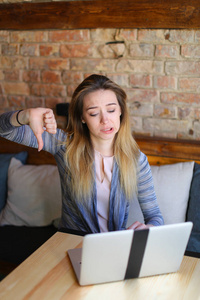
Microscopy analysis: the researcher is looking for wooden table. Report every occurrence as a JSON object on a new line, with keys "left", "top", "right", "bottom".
{"left": 0, "top": 232, "right": 200, "bottom": 300}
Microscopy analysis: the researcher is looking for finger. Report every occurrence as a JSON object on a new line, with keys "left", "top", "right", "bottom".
{"left": 35, "top": 133, "right": 44, "bottom": 152}
{"left": 135, "top": 224, "right": 147, "bottom": 230}
{"left": 44, "top": 109, "right": 54, "bottom": 119}
{"left": 44, "top": 120, "right": 57, "bottom": 133}
{"left": 44, "top": 116, "right": 57, "bottom": 134}
{"left": 127, "top": 221, "right": 140, "bottom": 230}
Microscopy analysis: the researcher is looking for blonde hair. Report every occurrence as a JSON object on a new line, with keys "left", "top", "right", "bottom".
{"left": 65, "top": 74, "right": 139, "bottom": 200}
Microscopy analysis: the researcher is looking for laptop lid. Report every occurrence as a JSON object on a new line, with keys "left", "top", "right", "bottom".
{"left": 68, "top": 222, "right": 193, "bottom": 286}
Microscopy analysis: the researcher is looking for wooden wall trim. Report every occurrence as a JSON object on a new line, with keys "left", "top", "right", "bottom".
{"left": 0, "top": 0, "right": 200, "bottom": 30}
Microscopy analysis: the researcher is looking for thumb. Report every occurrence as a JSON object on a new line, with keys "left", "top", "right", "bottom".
{"left": 35, "top": 133, "right": 44, "bottom": 152}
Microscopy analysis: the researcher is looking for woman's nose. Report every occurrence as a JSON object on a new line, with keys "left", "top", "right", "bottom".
{"left": 100, "top": 113, "right": 108, "bottom": 124}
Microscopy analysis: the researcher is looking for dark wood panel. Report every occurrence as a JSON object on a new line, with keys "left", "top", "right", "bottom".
{"left": 135, "top": 135, "right": 200, "bottom": 164}
{"left": 1, "top": 135, "right": 200, "bottom": 166}
{"left": 0, "top": 0, "right": 200, "bottom": 30}
{"left": 0, "top": 137, "right": 56, "bottom": 165}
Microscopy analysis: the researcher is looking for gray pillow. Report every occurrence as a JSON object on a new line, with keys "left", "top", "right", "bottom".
{"left": 0, "top": 151, "right": 28, "bottom": 212}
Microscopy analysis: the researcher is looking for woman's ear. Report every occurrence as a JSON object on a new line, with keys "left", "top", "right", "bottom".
{"left": 82, "top": 119, "right": 86, "bottom": 124}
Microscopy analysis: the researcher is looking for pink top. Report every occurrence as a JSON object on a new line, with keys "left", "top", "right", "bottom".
{"left": 94, "top": 150, "right": 114, "bottom": 232}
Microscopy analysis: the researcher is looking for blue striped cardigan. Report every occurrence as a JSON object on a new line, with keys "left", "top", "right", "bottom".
{"left": 0, "top": 112, "right": 164, "bottom": 232}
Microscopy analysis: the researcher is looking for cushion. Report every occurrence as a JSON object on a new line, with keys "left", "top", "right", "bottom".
{"left": 0, "top": 158, "right": 62, "bottom": 227}
{"left": 0, "top": 152, "right": 28, "bottom": 212}
{"left": 127, "top": 161, "right": 194, "bottom": 227}
{"left": 151, "top": 162, "right": 194, "bottom": 225}
{"left": 186, "top": 162, "right": 200, "bottom": 252}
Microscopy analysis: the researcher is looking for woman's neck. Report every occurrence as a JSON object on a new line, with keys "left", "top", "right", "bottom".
{"left": 92, "top": 139, "right": 114, "bottom": 157}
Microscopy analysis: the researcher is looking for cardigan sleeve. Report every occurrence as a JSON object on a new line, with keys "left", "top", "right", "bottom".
{"left": 137, "top": 151, "right": 164, "bottom": 226}
{"left": 0, "top": 111, "right": 66, "bottom": 156}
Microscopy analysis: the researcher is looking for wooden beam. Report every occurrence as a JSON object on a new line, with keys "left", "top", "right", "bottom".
{"left": 0, "top": 0, "right": 200, "bottom": 30}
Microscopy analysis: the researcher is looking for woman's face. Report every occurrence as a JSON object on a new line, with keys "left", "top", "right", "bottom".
{"left": 82, "top": 89, "right": 121, "bottom": 146}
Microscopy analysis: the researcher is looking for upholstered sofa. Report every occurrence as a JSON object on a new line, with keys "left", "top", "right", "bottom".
{"left": 0, "top": 135, "right": 200, "bottom": 279}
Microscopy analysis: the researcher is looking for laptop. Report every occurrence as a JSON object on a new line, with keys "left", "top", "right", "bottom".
{"left": 68, "top": 222, "right": 193, "bottom": 286}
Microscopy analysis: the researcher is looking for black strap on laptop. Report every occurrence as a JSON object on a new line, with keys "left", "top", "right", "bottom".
{"left": 125, "top": 229, "right": 149, "bottom": 279}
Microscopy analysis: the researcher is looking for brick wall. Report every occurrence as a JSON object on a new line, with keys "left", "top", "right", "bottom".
{"left": 0, "top": 28, "right": 200, "bottom": 139}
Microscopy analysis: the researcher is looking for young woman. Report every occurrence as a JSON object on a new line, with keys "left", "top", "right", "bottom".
{"left": 0, "top": 74, "right": 164, "bottom": 233}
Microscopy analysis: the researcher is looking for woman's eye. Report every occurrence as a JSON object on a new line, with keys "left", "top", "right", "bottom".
{"left": 108, "top": 109, "right": 115, "bottom": 113}
{"left": 90, "top": 113, "right": 98, "bottom": 117}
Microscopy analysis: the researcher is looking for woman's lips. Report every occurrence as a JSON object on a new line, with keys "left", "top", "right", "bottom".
{"left": 101, "top": 127, "right": 114, "bottom": 134}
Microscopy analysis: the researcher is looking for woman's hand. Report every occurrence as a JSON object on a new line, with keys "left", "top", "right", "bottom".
{"left": 127, "top": 221, "right": 154, "bottom": 230}
{"left": 11, "top": 108, "right": 57, "bottom": 152}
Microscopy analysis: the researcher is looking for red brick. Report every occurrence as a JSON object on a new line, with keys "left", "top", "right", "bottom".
{"left": 177, "top": 107, "right": 193, "bottom": 119}
{"left": 155, "top": 45, "right": 179, "bottom": 58}
{"left": 3, "top": 82, "right": 30, "bottom": 95}
{"left": 60, "top": 44, "right": 91, "bottom": 58}
{"left": 41, "top": 70, "right": 61, "bottom": 84}
{"left": 193, "top": 108, "right": 200, "bottom": 119}
{"left": 2, "top": 44, "right": 19, "bottom": 55}
{"left": 116, "top": 29, "right": 137, "bottom": 41}
{"left": 153, "top": 75, "right": 177, "bottom": 89}
{"left": 129, "top": 101, "right": 153, "bottom": 117}
{"left": 62, "top": 71, "right": 83, "bottom": 84}
{"left": 107, "top": 73, "right": 130, "bottom": 87}
{"left": 116, "top": 59, "right": 163, "bottom": 74}
{"left": 67, "top": 84, "right": 78, "bottom": 97}
{"left": 161, "top": 92, "right": 200, "bottom": 104}
{"left": 130, "top": 116, "right": 143, "bottom": 133}
{"left": 4, "top": 70, "right": 20, "bottom": 81}
{"left": 11, "top": 31, "right": 48, "bottom": 43}
{"left": 166, "top": 61, "right": 200, "bottom": 75}
{"left": 0, "top": 96, "right": 7, "bottom": 107}
{"left": 49, "top": 30, "right": 90, "bottom": 42}
{"left": 20, "top": 44, "right": 39, "bottom": 56}
{"left": 138, "top": 29, "right": 166, "bottom": 42}
{"left": 90, "top": 29, "right": 116, "bottom": 42}
{"left": 0, "top": 56, "right": 13, "bottom": 68}
{"left": 26, "top": 96, "right": 45, "bottom": 108}
{"left": 40, "top": 44, "right": 60, "bottom": 56}
{"left": 130, "top": 74, "right": 152, "bottom": 88}
{"left": 167, "top": 30, "right": 194, "bottom": 43}
{"left": 12, "top": 57, "right": 28, "bottom": 69}
{"left": 98, "top": 44, "right": 116, "bottom": 59}
{"left": 143, "top": 118, "right": 189, "bottom": 133}
{"left": 155, "top": 131, "right": 177, "bottom": 139}
{"left": 70, "top": 58, "right": 116, "bottom": 72}
{"left": 0, "top": 70, "right": 4, "bottom": 80}
{"left": 30, "top": 57, "right": 69, "bottom": 70}
{"left": 195, "top": 31, "right": 200, "bottom": 42}
{"left": 31, "top": 84, "right": 66, "bottom": 97}
{"left": 179, "top": 77, "right": 200, "bottom": 92}
{"left": 110, "top": 43, "right": 125, "bottom": 58}
{"left": 45, "top": 97, "right": 63, "bottom": 109}
{"left": 7, "top": 95, "right": 26, "bottom": 108}
{"left": 126, "top": 89, "right": 159, "bottom": 103}
{"left": 182, "top": 45, "right": 200, "bottom": 58}
{"left": 0, "top": 31, "right": 9, "bottom": 42}
{"left": 154, "top": 104, "right": 176, "bottom": 118}
{"left": 194, "top": 121, "right": 200, "bottom": 136}
{"left": 22, "top": 70, "right": 40, "bottom": 83}
{"left": 129, "top": 44, "right": 154, "bottom": 57}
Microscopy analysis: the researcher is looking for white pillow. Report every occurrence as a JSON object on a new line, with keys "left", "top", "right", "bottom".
{"left": 151, "top": 161, "right": 194, "bottom": 224}
{"left": 127, "top": 161, "right": 194, "bottom": 226}
{"left": 0, "top": 158, "right": 62, "bottom": 226}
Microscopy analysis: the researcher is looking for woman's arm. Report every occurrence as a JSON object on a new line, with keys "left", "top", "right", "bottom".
{"left": 135, "top": 152, "right": 164, "bottom": 227}
{"left": 0, "top": 108, "right": 61, "bottom": 153}
{"left": 10, "top": 108, "right": 57, "bottom": 152}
